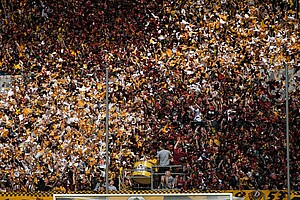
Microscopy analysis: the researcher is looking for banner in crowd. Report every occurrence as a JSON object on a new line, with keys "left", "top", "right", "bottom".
{"left": 0, "top": 190, "right": 300, "bottom": 200}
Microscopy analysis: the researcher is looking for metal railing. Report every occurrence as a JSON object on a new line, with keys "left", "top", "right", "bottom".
{"left": 122, "top": 165, "right": 186, "bottom": 190}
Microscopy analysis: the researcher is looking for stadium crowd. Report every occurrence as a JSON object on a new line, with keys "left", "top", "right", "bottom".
{"left": 0, "top": 0, "right": 300, "bottom": 192}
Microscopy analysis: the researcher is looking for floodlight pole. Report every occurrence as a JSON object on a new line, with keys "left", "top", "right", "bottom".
{"left": 283, "top": 3, "right": 291, "bottom": 197}
{"left": 105, "top": 67, "right": 109, "bottom": 194}
{"left": 284, "top": 61, "right": 291, "bottom": 200}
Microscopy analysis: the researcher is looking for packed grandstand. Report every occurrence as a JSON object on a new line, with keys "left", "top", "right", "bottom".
{"left": 0, "top": 0, "right": 300, "bottom": 193}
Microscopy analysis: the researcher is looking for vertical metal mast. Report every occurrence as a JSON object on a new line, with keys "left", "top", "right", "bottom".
{"left": 283, "top": 2, "right": 291, "bottom": 197}
{"left": 285, "top": 61, "right": 291, "bottom": 200}
{"left": 105, "top": 68, "right": 109, "bottom": 193}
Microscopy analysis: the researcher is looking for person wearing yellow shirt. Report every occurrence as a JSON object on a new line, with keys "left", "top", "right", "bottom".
{"left": 52, "top": 181, "right": 66, "bottom": 193}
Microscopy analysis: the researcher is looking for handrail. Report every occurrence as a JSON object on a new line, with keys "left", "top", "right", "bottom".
{"left": 151, "top": 165, "right": 184, "bottom": 168}
{"left": 151, "top": 165, "right": 186, "bottom": 190}
{"left": 122, "top": 165, "right": 186, "bottom": 190}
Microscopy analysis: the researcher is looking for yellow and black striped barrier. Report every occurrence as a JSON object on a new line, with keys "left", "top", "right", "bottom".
{"left": 0, "top": 190, "right": 300, "bottom": 200}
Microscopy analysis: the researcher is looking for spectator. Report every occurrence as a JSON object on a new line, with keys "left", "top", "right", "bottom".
{"left": 108, "top": 180, "right": 117, "bottom": 191}
{"left": 122, "top": 178, "right": 132, "bottom": 190}
{"left": 92, "top": 177, "right": 104, "bottom": 192}
{"left": 173, "top": 138, "right": 187, "bottom": 166}
{"left": 160, "top": 170, "right": 176, "bottom": 189}
{"left": 156, "top": 144, "right": 172, "bottom": 169}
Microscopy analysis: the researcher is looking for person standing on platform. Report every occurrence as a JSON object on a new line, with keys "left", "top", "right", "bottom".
{"left": 156, "top": 143, "right": 173, "bottom": 189}
{"left": 156, "top": 143, "right": 172, "bottom": 170}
